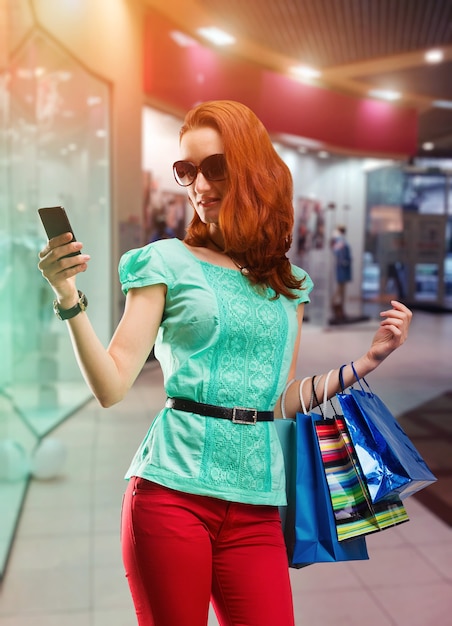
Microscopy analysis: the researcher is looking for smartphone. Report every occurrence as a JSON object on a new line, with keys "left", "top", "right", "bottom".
{"left": 38, "top": 206, "right": 81, "bottom": 258}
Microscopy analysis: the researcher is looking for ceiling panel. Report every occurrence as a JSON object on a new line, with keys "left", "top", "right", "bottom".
{"left": 200, "top": 0, "right": 452, "bottom": 66}
{"left": 419, "top": 108, "right": 452, "bottom": 148}
{"left": 358, "top": 61, "right": 452, "bottom": 100}
{"left": 144, "top": 0, "right": 452, "bottom": 156}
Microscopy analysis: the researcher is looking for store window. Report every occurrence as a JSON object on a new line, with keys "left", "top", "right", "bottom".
{"left": 364, "top": 165, "right": 452, "bottom": 311}
{"left": 0, "top": 18, "right": 111, "bottom": 577}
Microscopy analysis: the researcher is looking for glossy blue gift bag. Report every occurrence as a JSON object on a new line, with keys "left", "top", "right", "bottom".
{"left": 337, "top": 364, "right": 437, "bottom": 502}
{"left": 276, "top": 409, "right": 369, "bottom": 568}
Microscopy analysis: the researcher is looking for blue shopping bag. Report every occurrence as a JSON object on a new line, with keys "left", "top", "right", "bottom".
{"left": 275, "top": 409, "right": 369, "bottom": 568}
{"left": 337, "top": 364, "right": 437, "bottom": 502}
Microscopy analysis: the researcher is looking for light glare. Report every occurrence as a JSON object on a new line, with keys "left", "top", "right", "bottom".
{"left": 368, "top": 89, "right": 401, "bottom": 101}
{"left": 425, "top": 49, "right": 444, "bottom": 64}
{"left": 197, "top": 27, "right": 235, "bottom": 46}
{"left": 170, "top": 30, "right": 197, "bottom": 47}
{"left": 291, "top": 65, "right": 321, "bottom": 79}
{"left": 433, "top": 100, "right": 452, "bottom": 109}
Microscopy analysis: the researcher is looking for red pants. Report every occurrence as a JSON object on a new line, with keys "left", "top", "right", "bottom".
{"left": 121, "top": 477, "right": 295, "bottom": 626}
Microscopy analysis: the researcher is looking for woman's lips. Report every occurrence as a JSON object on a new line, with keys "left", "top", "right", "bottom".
{"left": 199, "top": 196, "right": 220, "bottom": 207}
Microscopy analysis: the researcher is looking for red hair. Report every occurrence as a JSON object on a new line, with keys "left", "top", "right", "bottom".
{"left": 180, "top": 100, "right": 304, "bottom": 299}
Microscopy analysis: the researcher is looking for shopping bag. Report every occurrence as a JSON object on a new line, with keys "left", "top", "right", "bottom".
{"left": 275, "top": 405, "right": 368, "bottom": 566}
{"left": 337, "top": 363, "right": 437, "bottom": 502}
{"left": 314, "top": 410, "right": 409, "bottom": 542}
{"left": 291, "top": 408, "right": 369, "bottom": 565}
{"left": 276, "top": 376, "right": 368, "bottom": 567}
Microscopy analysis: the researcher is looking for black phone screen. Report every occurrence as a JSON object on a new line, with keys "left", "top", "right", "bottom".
{"left": 38, "top": 206, "right": 81, "bottom": 257}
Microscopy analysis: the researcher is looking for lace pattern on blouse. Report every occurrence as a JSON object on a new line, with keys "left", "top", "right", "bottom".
{"left": 199, "top": 264, "right": 288, "bottom": 492}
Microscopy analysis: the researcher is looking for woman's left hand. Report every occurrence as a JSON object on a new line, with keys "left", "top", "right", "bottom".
{"left": 368, "top": 300, "right": 412, "bottom": 362}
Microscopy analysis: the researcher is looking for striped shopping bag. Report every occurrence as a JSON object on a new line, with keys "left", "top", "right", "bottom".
{"left": 314, "top": 412, "right": 409, "bottom": 541}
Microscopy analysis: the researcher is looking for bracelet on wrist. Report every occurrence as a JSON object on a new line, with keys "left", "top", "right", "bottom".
{"left": 53, "top": 290, "right": 88, "bottom": 320}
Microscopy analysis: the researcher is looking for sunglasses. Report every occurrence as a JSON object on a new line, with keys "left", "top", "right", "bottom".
{"left": 172, "top": 153, "right": 227, "bottom": 187}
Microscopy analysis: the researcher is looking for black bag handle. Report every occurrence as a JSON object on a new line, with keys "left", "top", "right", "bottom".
{"left": 311, "top": 370, "right": 335, "bottom": 419}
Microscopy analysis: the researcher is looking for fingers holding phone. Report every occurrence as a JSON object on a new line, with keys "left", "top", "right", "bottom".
{"left": 38, "top": 206, "right": 90, "bottom": 293}
{"left": 40, "top": 231, "right": 82, "bottom": 260}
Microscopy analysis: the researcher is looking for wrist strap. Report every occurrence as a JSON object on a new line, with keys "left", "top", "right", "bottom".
{"left": 53, "top": 290, "right": 88, "bottom": 320}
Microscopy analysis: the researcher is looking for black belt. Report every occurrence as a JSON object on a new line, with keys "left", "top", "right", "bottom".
{"left": 165, "top": 397, "right": 274, "bottom": 425}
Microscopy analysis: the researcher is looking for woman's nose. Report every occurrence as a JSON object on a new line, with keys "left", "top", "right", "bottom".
{"left": 194, "top": 171, "right": 211, "bottom": 192}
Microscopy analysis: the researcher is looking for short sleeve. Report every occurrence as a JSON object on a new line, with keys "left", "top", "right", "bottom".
{"left": 291, "top": 265, "right": 314, "bottom": 305}
{"left": 119, "top": 242, "right": 171, "bottom": 295}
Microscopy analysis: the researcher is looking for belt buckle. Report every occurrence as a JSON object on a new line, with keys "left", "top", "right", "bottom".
{"left": 232, "top": 406, "right": 257, "bottom": 425}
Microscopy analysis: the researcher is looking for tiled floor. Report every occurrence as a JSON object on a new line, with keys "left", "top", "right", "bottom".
{"left": 1, "top": 310, "right": 451, "bottom": 625}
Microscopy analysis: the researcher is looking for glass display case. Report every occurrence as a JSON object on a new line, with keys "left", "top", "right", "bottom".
{"left": 0, "top": 13, "right": 111, "bottom": 578}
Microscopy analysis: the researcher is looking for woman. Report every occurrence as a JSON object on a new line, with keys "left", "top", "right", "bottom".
{"left": 38, "top": 100, "right": 411, "bottom": 626}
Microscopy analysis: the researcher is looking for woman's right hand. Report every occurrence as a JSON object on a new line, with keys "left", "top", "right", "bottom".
{"left": 38, "top": 232, "right": 91, "bottom": 304}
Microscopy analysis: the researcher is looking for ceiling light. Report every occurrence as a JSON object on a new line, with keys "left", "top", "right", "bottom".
{"left": 422, "top": 142, "right": 434, "bottom": 151}
{"left": 291, "top": 65, "right": 321, "bottom": 79}
{"left": 57, "top": 71, "right": 72, "bottom": 81}
{"left": 170, "top": 30, "right": 197, "bottom": 47}
{"left": 318, "top": 150, "right": 329, "bottom": 159}
{"left": 425, "top": 49, "right": 444, "bottom": 64}
{"left": 362, "top": 159, "right": 395, "bottom": 172}
{"left": 368, "top": 89, "right": 401, "bottom": 101}
{"left": 197, "top": 27, "right": 235, "bottom": 46}
{"left": 87, "top": 96, "right": 102, "bottom": 107}
{"left": 433, "top": 100, "right": 452, "bottom": 109}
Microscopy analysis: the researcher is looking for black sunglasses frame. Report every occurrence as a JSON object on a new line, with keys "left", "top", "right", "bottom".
{"left": 172, "top": 153, "right": 226, "bottom": 187}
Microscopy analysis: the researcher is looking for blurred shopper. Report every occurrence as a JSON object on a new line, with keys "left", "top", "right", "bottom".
{"left": 331, "top": 224, "right": 352, "bottom": 321}
{"left": 38, "top": 100, "right": 412, "bottom": 626}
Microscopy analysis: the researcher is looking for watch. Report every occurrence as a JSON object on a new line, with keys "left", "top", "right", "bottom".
{"left": 53, "top": 290, "right": 88, "bottom": 320}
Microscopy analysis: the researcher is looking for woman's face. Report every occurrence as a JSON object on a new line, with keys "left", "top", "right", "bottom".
{"left": 179, "top": 126, "right": 227, "bottom": 227}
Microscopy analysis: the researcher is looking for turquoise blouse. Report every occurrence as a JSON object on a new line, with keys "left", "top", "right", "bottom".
{"left": 119, "top": 238, "right": 313, "bottom": 506}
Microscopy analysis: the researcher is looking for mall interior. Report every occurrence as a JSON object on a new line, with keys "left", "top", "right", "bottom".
{"left": 1, "top": 1, "right": 452, "bottom": 624}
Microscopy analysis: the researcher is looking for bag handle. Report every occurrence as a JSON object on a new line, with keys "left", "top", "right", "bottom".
{"left": 338, "top": 363, "right": 347, "bottom": 392}
{"left": 281, "top": 378, "right": 295, "bottom": 420}
{"left": 324, "top": 370, "right": 335, "bottom": 408}
{"left": 350, "top": 361, "right": 373, "bottom": 396}
{"left": 299, "top": 376, "right": 315, "bottom": 414}
{"left": 281, "top": 372, "right": 329, "bottom": 419}
{"left": 339, "top": 362, "right": 373, "bottom": 397}
{"left": 311, "top": 369, "right": 335, "bottom": 419}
